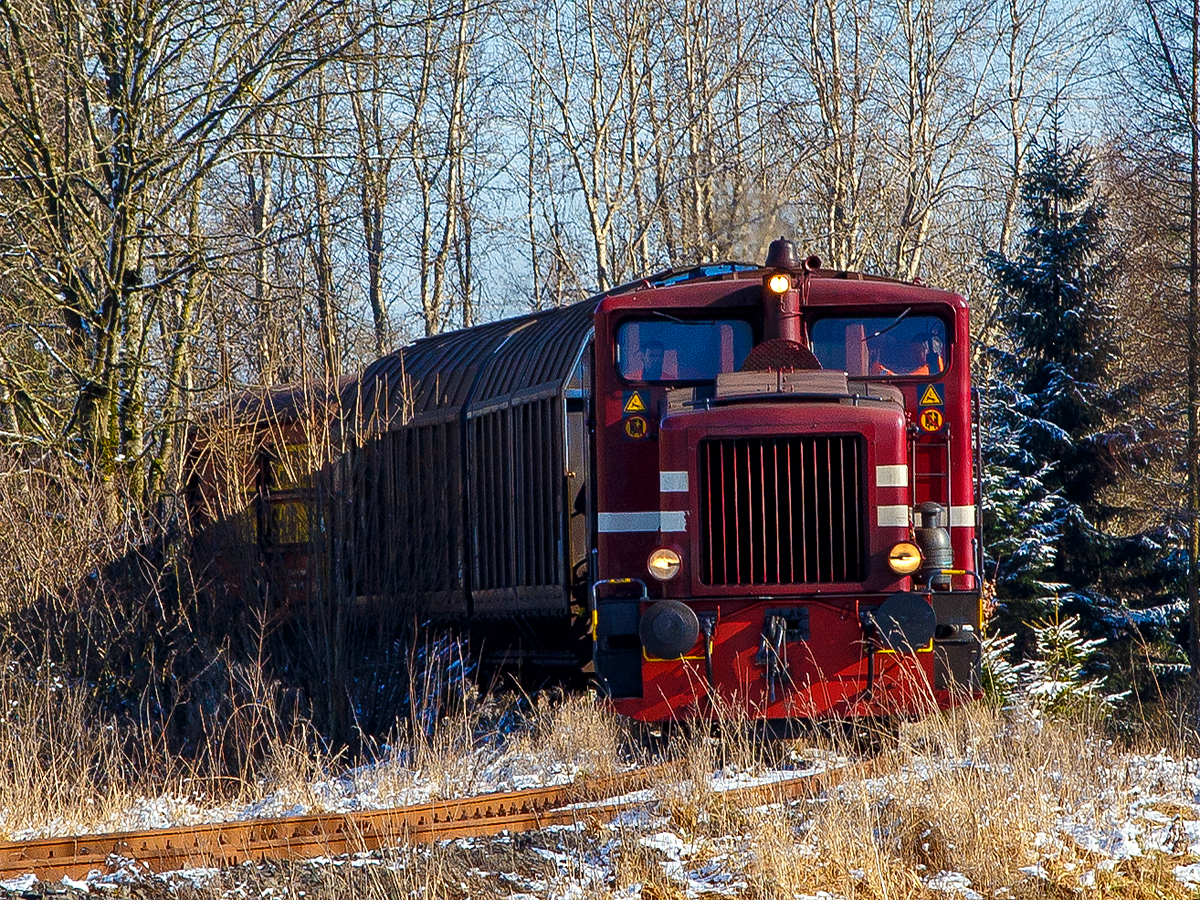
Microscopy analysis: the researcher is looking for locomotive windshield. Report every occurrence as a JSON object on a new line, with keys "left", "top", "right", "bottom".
{"left": 616, "top": 319, "right": 753, "bottom": 383}
{"left": 810, "top": 314, "right": 948, "bottom": 377}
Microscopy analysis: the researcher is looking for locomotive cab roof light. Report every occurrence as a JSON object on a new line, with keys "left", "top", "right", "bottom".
{"left": 764, "top": 236, "right": 797, "bottom": 297}
{"left": 766, "top": 273, "right": 791, "bottom": 294}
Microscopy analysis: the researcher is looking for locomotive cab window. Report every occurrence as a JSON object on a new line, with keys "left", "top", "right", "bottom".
{"left": 616, "top": 319, "right": 753, "bottom": 383}
{"left": 810, "top": 314, "right": 948, "bottom": 378}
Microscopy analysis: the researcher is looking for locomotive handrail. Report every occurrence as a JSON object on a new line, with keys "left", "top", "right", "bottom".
{"left": 971, "top": 386, "right": 985, "bottom": 588}
{"left": 710, "top": 390, "right": 886, "bottom": 404}
{"left": 685, "top": 390, "right": 905, "bottom": 413}
{"left": 589, "top": 577, "right": 649, "bottom": 606}
{"left": 925, "top": 569, "right": 981, "bottom": 593}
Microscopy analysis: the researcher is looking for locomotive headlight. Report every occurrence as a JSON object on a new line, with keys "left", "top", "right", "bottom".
{"left": 887, "top": 541, "right": 923, "bottom": 575}
{"left": 647, "top": 548, "right": 682, "bottom": 581}
{"left": 766, "top": 273, "right": 791, "bottom": 294}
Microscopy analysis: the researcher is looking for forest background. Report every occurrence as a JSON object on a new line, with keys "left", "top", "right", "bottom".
{"left": 0, "top": 0, "right": 1195, "bottom": 753}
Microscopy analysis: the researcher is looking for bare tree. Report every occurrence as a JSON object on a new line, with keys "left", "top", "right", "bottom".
{"left": 506, "top": 0, "right": 773, "bottom": 296}
{"left": 1137, "top": 0, "right": 1200, "bottom": 673}
{"left": 302, "top": 47, "right": 343, "bottom": 379}
{"left": 509, "top": 0, "right": 655, "bottom": 291}
{"left": 774, "top": 0, "right": 992, "bottom": 280}
{"left": 652, "top": 0, "right": 772, "bottom": 263}
{"left": 0, "top": 0, "right": 363, "bottom": 496}
{"left": 881, "top": 0, "right": 993, "bottom": 280}
{"left": 398, "top": 0, "right": 485, "bottom": 335}
{"left": 995, "top": 0, "right": 1117, "bottom": 256}
{"left": 346, "top": 8, "right": 400, "bottom": 355}
{"left": 780, "top": 0, "right": 885, "bottom": 271}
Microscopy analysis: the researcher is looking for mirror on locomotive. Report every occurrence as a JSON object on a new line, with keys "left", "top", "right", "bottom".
{"left": 809, "top": 314, "right": 948, "bottom": 377}
{"left": 615, "top": 319, "right": 754, "bottom": 383}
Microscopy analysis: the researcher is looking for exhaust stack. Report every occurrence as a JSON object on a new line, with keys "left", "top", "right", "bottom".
{"left": 763, "top": 237, "right": 807, "bottom": 343}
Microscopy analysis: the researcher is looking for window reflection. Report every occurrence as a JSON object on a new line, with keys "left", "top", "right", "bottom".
{"left": 810, "top": 315, "right": 947, "bottom": 377}
{"left": 616, "top": 319, "right": 754, "bottom": 382}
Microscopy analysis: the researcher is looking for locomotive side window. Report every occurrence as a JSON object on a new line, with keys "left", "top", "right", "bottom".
{"left": 810, "top": 314, "right": 948, "bottom": 377}
{"left": 616, "top": 319, "right": 753, "bottom": 383}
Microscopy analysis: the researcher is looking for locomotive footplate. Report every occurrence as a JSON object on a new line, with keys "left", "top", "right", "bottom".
{"left": 929, "top": 589, "right": 983, "bottom": 693}
{"left": 590, "top": 578, "right": 647, "bottom": 700}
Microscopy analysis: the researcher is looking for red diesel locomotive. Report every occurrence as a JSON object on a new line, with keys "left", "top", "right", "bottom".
{"left": 586, "top": 240, "right": 981, "bottom": 721}
{"left": 198, "top": 238, "right": 983, "bottom": 724}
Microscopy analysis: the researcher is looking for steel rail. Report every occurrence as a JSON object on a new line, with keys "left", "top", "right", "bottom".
{"left": 0, "top": 760, "right": 870, "bottom": 882}
{"left": 0, "top": 766, "right": 668, "bottom": 881}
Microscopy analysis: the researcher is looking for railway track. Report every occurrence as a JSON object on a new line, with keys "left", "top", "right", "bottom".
{"left": 0, "top": 760, "right": 869, "bottom": 883}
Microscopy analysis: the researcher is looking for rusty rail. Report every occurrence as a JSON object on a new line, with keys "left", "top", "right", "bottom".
{"left": 0, "top": 761, "right": 867, "bottom": 882}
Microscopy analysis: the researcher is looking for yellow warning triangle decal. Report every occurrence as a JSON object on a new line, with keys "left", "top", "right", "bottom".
{"left": 624, "top": 392, "right": 647, "bottom": 413}
{"left": 919, "top": 384, "right": 943, "bottom": 406}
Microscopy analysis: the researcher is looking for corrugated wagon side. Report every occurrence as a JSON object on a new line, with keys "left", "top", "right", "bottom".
{"left": 341, "top": 301, "right": 597, "bottom": 663}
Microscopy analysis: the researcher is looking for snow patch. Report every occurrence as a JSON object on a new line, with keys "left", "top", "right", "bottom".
{"left": 1058, "top": 817, "right": 1141, "bottom": 858}
{"left": 0, "top": 874, "right": 37, "bottom": 892}
{"left": 926, "top": 870, "right": 983, "bottom": 900}
{"left": 1175, "top": 863, "right": 1200, "bottom": 886}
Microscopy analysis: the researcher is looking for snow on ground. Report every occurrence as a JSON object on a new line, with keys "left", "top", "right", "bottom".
{"left": 3, "top": 748, "right": 590, "bottom": 841}
{"left": 5, "top": 742, "right": 1200, "bottom": 897}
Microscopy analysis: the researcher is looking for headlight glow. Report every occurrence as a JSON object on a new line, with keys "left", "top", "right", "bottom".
{"left": 647, "top": 548, "right": 682, "bottom": 581}
{"left": 887, "top": 541, "right": 923, "bottom": 575}
{"left": 767, "top": 273, "right": 791, "bottom": 294}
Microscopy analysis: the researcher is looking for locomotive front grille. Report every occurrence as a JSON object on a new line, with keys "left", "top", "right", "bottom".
{"left": 698, "top": 435, "right": 865, "bottom": 585}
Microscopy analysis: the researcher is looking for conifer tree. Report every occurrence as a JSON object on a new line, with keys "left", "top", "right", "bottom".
{"left": 988, "top": 125, "right": 1115, "bottom": 509}
{"left": 983, "top": 123, "right": 1184, "bottom": 676}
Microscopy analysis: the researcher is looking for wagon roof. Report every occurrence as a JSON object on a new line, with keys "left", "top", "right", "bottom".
{"left": 343, "top": 299, "right": 598, "bottom": 432}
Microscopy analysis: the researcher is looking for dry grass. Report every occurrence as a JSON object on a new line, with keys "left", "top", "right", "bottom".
{"left": 0, "top": 647, "right": 346, "bottom": 839}
{"left": 636, "top": 702, "right": 1199, "bottom": 900}
{"left": 388, "top": 699, "right": 1187, "bottom": 900}
{"left": 0, "top": 657, "right": 135, "bottom": 838}
{"left": 4, "top": 689, "right": 1194, "bottom": 900}
{"left": 337, "top": 688, "right": 627, "bottom": 810}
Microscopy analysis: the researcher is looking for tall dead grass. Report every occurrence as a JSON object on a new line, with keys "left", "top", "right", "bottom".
{"left": 641, "top": 702, "right": 1198, "bottom": 900}
{"left": 0, "top": 657, "right": 133, "bottom": 837}
{"left": 0, "top": 444, "right": 625, "bottom": 838}
{"left": 3, "top": 677, "right": 1194, "bottom": 900}
{"left": 338, "top": 686, "right": 625, "bottom": 809}
{"left": 0, "top": 644, "right": 348, "bottom": 838}
{"left": 0, "top": 417, "right": 401, "bottom": 834}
